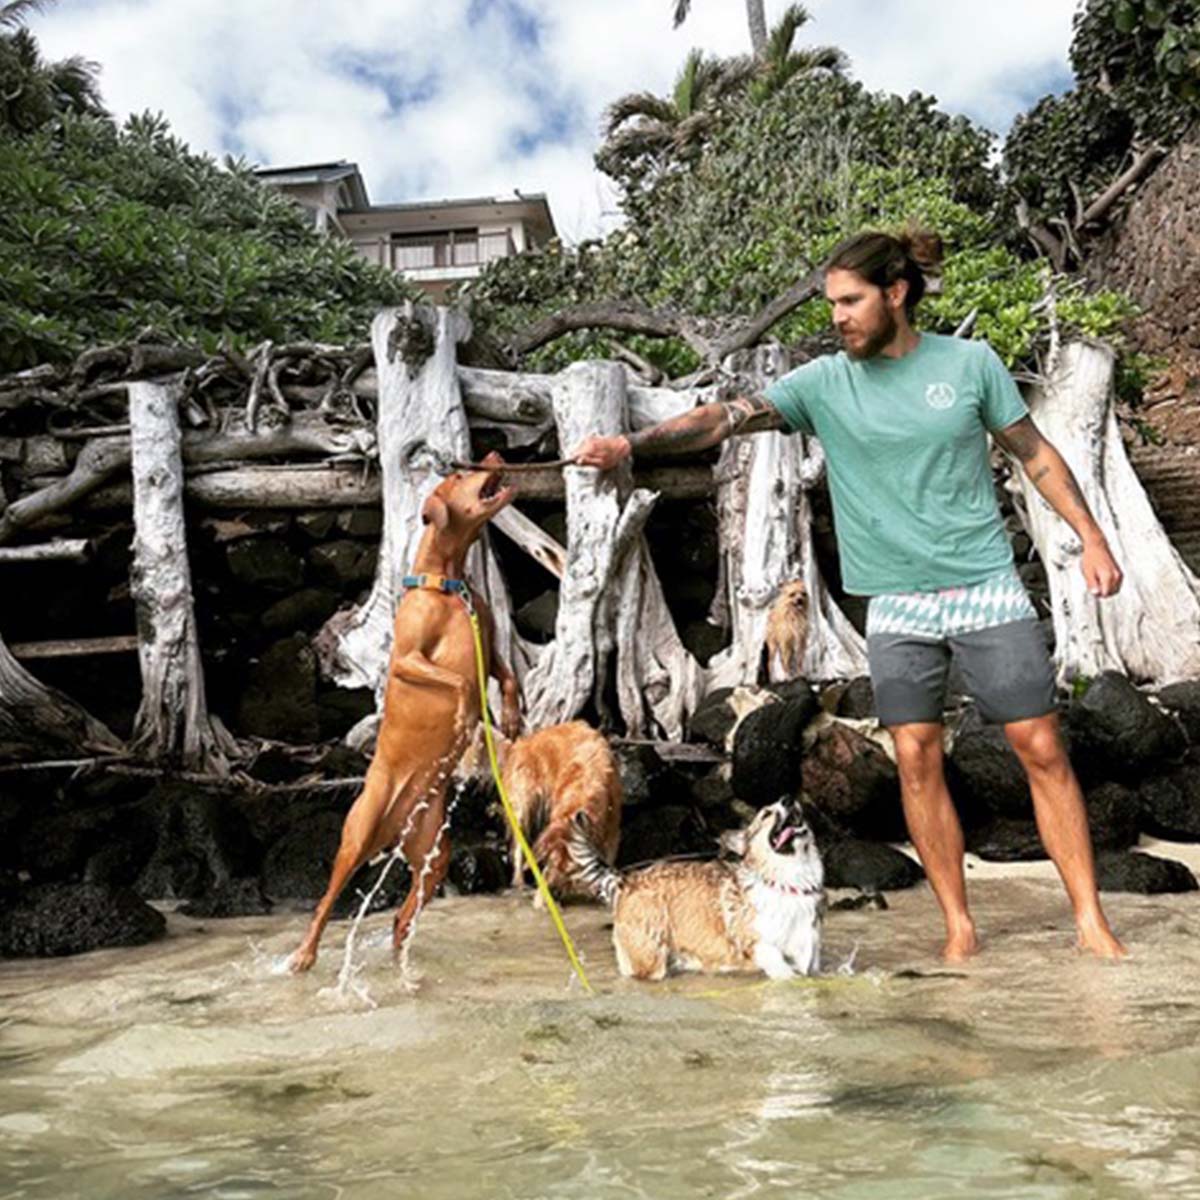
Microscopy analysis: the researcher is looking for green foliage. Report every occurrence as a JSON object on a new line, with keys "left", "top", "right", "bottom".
{"left": 0, "top": 21, "right": 105, "bottom": 134}
{"left": 0, "top": 112, "right": 415, "bottom": 371}
{"left": 1075, "top": 0, "right": 1200, "bottom": 127}
{"left": 1005, "top": 0, "right": 1200, "bottom": 227}
{"left": 469, "top": 69, "right": 1134, "bottom": 375}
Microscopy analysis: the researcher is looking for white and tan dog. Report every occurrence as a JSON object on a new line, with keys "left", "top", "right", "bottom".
{"left": 572, "top": 799, "right": 823, "bottom": 981}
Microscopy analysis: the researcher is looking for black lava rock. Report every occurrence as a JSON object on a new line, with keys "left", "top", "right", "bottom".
{"left": 801, "top": 722, "right": 906, "bottom": 841}
{"left": 731, "top": 699, "right": 811, "bottom": 804}
{"left": 965, "top": 818, "right": 1047, "bottom": 863}
{"left": 947, "top": 722, "right": 1031, "bottom": 821}
{"left": 1095, "top": 851, "right": 1198, "bottom": 894}
{"left": 179, "top": 878, "right": 273, "bottom": 918}
{"left": 261, "top": 811, "right": 346, "bottom": 901}
{"left": 1138, "top": 766, "right": 1200, "bottom": 841}
{"left": 0, "top": 882, "right": 166, "bottom": 957}
{"left": 1156, "top": 681, "right": 1200, "bottom": 745}
{"left": 236, "top": 634, "right": 320, "bottom": 743}
{"left": 689, "top": 687, "right": 737, "bottom": 748}
{"left": 618, "top": 805, "right": 710, "bottom": 867}
{"left": 134, "top": 788, "right": 261, "bottom": 902}
{"left": 821, "top": 839, "right": 925, "bottom": 891}
{"left": 614, "top": 742, "right": 686, "bottom": 809}
{"left": 447, "top": 844, "right": 508, "bottom": 895}
{"left": 1068, "top": 671, "right": 1185, "bottom": 783}
{"left": 1085, "top": 782, "right": 1141, "bottom": 852}
{"left": 834, "top": 677, "right": 876, "bottom": 720}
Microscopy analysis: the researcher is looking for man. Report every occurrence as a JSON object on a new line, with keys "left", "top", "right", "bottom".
{"left": 573, "top": 228, "right": 1126, "bottom": 961}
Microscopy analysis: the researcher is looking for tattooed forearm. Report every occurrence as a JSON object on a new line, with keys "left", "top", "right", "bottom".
{"left": 627, "top": 403, "right": 728, "bottom": 457}
{"left": 1020, "top": 437, "right": 1106, "bottom": 544}
{"left": 627, "top": 395, "right": 783, "bottom": 458}
{"left": 993, "top": 415, "right": 1044, "bottom": 462}
{"left": 732, "top": 394, "right": 786, "bottom": 434}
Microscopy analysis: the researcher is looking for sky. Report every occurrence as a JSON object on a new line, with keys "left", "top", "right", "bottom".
{"left": 30, "top": 0, "right": 1081, "bottom": 242}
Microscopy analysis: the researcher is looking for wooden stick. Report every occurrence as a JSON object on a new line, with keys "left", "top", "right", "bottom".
{"left": 0, "top": 539, "right": 90, "bottom": 564}
{"left": 8, "top": 634, "right": 138, "bottom": 660}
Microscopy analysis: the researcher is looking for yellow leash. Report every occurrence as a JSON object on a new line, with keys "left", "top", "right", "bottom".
{"left": 467, "top": 610, "right": 594, "bottom": 995}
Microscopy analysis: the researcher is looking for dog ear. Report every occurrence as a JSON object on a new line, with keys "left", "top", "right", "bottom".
{"left": 481, "top": 450, "right": 506, "bottom": 466}
{"left": 421, "top": 492, "right": 449, "bottom": 530}
{"left": 718, "top": 828, "right": 748, "bottom": 858}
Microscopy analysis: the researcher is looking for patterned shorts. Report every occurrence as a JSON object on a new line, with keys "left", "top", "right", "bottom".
{"left": 865, "top": 567, "right": 1055, "bottom": 726}
{"left": 866, "top": 566, "right": 1037, "bottom": 639}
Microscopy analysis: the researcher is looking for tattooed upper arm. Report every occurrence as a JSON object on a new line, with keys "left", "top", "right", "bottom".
{"left": 992, "top": 415, "right": 1045, "bottom": 462}
{"left": 720, "top": 393, "right": 786, "bottom": 435}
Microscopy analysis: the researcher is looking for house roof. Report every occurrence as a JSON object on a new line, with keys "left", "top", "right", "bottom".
{"left": 341, "top": 192, "right": 557, "bottom": 240}
{"left": 253, "top": 161, "right": 370, "bottom": 209}
{"left": 255, "top": 162, "right": 556, "bottom": 241}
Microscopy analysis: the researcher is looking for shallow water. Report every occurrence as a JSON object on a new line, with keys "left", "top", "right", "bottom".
{"left": 2, "top": 876, "right": 1199, "bottom": 1200}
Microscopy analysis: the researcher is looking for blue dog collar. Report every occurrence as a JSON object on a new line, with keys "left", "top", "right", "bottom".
{"left": 401, "top": 573, "right": 470, "bottom": 596}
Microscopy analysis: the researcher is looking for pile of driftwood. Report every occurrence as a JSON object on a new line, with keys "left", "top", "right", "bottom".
{"left": 1, "top": 305, "right": 1198, "bottom": 777}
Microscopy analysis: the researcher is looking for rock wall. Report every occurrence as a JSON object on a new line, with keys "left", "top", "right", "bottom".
{"left": 1085, "top": 124, "right": 1200, "bottom": 439}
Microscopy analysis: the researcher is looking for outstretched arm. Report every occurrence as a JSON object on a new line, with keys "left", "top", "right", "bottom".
{"left": 571, "top": 393, "right": 785, "bottom": 469}
{"left": 993, "top": 415, "right": 1122, "bottom": 597}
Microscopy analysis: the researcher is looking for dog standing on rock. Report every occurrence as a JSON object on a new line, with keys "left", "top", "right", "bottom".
{"left": 503, "top": 720, "right": 622, "bottom": 900}
{"left": 289, "top": 454, "right": 520, "bottom": 973}
{"left": 572, "top": 799, "right": 824, "bottom": 980}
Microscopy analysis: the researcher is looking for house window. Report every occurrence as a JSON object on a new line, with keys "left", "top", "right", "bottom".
{"left": 390, "top": 227, "right": 515, "bottom": 271}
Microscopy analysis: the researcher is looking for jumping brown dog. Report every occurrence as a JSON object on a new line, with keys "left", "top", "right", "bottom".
{"left": 289, "top": 453, "right": 520, "bottom": 973}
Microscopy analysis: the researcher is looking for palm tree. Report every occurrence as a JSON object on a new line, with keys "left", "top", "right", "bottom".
{"left": 748, "top": 4, "right": 847, "bottom": 103}
{"left": 674, "top": 0, "right": 769, "bottom": 59}
{"left": 1, "top": 0, "right": 106, "bottom": 133}
{"left": 596, "top": 48, "right": 755, "bottom": 182}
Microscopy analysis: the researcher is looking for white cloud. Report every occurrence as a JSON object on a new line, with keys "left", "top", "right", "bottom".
{"left": 29, "top": 0, "right": 1080, "bottom": 240}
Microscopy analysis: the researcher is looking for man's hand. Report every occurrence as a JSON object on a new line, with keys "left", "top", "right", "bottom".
{"left": 571, "top": 434, "right": 632, "bottom": 470}
{"left": 1081, "top": 536, "right": 1123, "bottom": 597}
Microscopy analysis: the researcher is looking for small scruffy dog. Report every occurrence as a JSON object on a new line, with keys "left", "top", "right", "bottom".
{"left": 571, "top": 799, "right": 823, "bottom": 980}
{"left": 762, "top": 578, "right": 809, "bottom": 681}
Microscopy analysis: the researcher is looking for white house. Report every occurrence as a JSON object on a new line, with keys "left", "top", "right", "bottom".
{"left": 254, "top": 161, "right": 557, "bottom": 301}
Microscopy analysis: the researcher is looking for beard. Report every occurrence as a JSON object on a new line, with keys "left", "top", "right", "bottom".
{"left": 840, "top": 306, "right": 899, "bottom": 360}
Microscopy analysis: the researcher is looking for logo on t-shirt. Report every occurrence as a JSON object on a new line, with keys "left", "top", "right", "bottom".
{"left": 925, "top": 382, "right": 957, "bottom": 410}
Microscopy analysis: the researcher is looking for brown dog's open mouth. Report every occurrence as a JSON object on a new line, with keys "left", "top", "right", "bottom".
{"left": 479, "top": 470, "right": 515, "bottom": 507}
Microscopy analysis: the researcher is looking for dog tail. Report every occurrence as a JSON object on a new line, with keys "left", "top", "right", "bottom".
{"left": 568, "top": 812, "right": 620, "bottom": 907}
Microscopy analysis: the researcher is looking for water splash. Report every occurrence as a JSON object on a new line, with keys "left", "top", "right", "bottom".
{"left": 321, "top": 746, "right": 466, "bottom": 1004}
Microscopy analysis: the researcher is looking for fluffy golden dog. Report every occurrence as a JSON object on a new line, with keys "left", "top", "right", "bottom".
{"left": 503, "top": 720, "right": 622, "bottom": 900}
{"left": 572, "top": 799, "right": 823, "bottom": 980}
{"left": 762, "top": 578, "right": 809, "bottom": 680}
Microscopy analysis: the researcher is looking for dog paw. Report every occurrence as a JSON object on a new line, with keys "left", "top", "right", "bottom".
{"left": 288, "top": 949, "right": 316, "bottom": 974}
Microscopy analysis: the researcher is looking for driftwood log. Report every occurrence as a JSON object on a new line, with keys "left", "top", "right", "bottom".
{"left": 706, "top": 345, "right": 867, "bottom": 688}
{"left": 1009, "top": 340, "right": 1200, "bottom": 685}
{"left": 127, "top": 381, "right": 237, "bottom": 772}
{"left": 312, "top": 305, "right": 527, "bottom": 734}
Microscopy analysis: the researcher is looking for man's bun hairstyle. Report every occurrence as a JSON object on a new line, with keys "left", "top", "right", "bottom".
{"left": 825, "top": 224, "right": 944, "bottom": 314}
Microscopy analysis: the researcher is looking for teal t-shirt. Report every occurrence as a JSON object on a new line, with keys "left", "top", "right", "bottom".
{"left": 764, "top": 333, "right": 1028, "bottom": 595}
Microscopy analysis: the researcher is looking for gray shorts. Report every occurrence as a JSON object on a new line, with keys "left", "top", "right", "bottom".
{"left": 865, "top": 569, "right": 1056, "bottom": 726}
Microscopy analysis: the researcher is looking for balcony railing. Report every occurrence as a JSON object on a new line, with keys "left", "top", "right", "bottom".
{"left": 391, "top": 231, "right": 514, "bottom": 272}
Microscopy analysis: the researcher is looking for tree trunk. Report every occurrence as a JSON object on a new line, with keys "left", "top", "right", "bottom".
{"left": 0, "top": 632, "right": 123, "bottom": 762}
{"left": 1012, "top": 340, "right": 1200, "bottom": 685}
{"left": 127, "top": 381, "right": 236, "bottom": 772}
{"left": 706, "top": 346, "right": 867, "bottom": 687}
{"left": 523, "top": 361, "right": 633, "bottom": 727}
{"left": 313, "top": 305, "right": 527, "bottom": 710}
{"left": 746, "top": 0, "right": 768, "bottom": 58}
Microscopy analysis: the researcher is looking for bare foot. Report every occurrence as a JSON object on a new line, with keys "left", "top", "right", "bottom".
{"left": 1077, "top": 915, "right": 1127, "bottom": 959}
{"left": 942, "top": 922, "right": 979, "bottom": 963}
